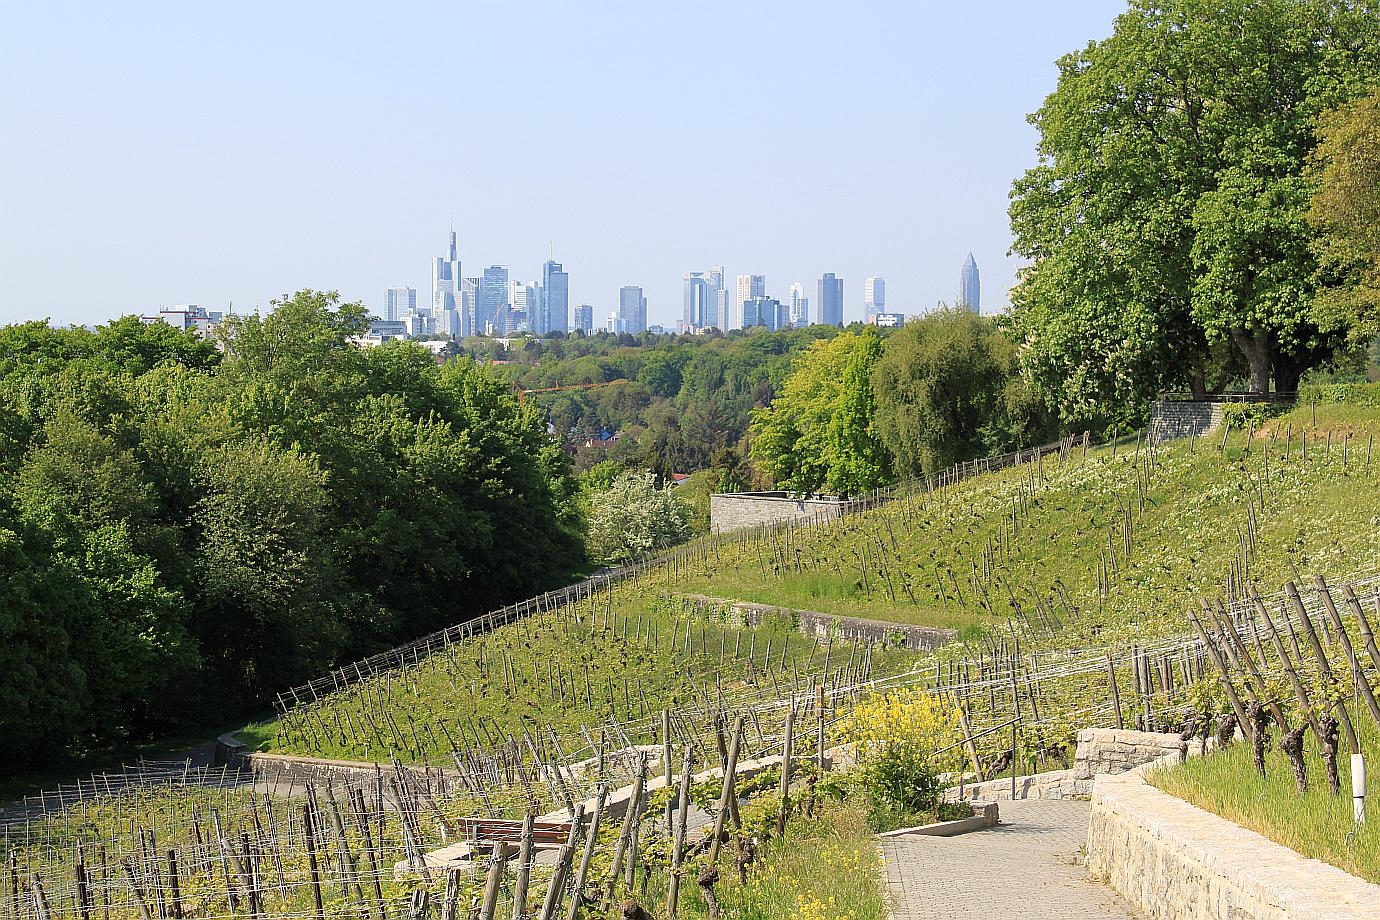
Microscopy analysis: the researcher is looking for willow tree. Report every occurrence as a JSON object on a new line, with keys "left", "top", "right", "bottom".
{"left": 1011, "top": 0, "right": 1380, "bottom": 419}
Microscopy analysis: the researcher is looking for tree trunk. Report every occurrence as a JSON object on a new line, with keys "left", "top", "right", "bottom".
{"left": 1229, "top": 328, "right": 1273, "bottom": 393}
{"left": 1274, "top": 353, "right": 1302, "bottom": 395}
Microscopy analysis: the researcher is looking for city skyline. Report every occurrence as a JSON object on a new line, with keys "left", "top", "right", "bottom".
{"left": 0, "top": 2, "right": 1128, "bottom": 329}
{"left": 386, "top": 234, "right": 991, "bottom": 338}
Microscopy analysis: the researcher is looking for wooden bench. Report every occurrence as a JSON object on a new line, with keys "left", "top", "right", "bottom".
{"left": 458, "top": 818, "right": 573, "bottom": 852}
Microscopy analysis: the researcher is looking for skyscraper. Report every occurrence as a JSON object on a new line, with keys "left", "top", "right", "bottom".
{"left": 573, "top": 304, "right": 594, "bottom": 333}
{"left": 788, "top": 282, "right": 809, "bottom": 328}
{"left": 817, "top": 273, "right": 843, "bottom": 327}
{"left": 384, "top": 286, "right": 416, "bottom": 322}
{"left": 864, "top": 276, "right": 885, "bottom": 318}
{"left": 735, "top": 274, "right": 765, "bottom": 332}
{"left": 620, "top": 286, "right": 647, "bottom": 334}
{"left": 460, "top": 277, "right": 479, "bottom": 337}
{"left": 683, "top": 272, "right": 715, "bottom": 330}
{"left": 541, "top": 260, "right": 569, "bottom": 334}
{"left": 431, "top": 231, "right": 461, "bottom": 318}
{"left": 708, "top": 266, "right": 728, "bottom": 330}
{"left": 510, "top": 281, "right": 538, "bottom": 331}
{"left": 742, "top": 296, "right": 786, "bottom": 332}
{"left": 478, "top": 266, "right": 509, "bottom": 334}
{"left": 958, "top": 254, "right": 980, "bottom": 313}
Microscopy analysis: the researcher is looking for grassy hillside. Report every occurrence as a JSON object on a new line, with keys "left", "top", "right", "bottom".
{"left": 676, "top": 401, "right": 1380, "bottom": 652}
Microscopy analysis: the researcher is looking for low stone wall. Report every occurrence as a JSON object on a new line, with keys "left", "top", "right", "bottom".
{"left": 677, "top": 593, "right": 956, "bottom": 651}
{"left": 709, "top": 492, "right": 867, "bottom": 534}
{"left": 1150, "top": 399, "right": 1224, "bottom": 443}
{"left": 949, "top": 728, "right": 1193, "bottom": 802}
{"left": 1087, "top": 756, "right": 1380, "bottom": 919}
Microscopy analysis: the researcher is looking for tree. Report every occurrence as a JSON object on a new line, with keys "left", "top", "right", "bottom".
{"left": 586, "top": 471, "right": 691, "bottom": 564}
{"left": 750, "top": 329, "right": 889, "bottom": 496}
{"left": 1010, "top": 0, "right": 1380, "bottom": 417}
{"left": 872, "top": 310, "right": 1054, "bottom": 478}
{"left": 1309, "top": 84, "right": 1380, "bottom": 342}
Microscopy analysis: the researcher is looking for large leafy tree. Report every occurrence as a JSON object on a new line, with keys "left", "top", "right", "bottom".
{"left": 873, "top": 310, "right": 1055, "bottom": 478}
{"left": 1011, "top": 0, "right": 1380, "bottom": 420}
{"left": 750, "top": 329, "right": 889, "bottom": 496}
{"left": 1309, "top": 84, "right": 1380, "bottom": 342}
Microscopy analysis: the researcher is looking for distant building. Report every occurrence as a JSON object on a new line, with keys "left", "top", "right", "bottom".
{"left": 788, "top": 282, "right": 808, "bottom": 328}
{"left": 149, "top": 304, "right": 223, "bottom": 338}
{"left": 540, "top": 260, "right": 568, "bottom": 334}
{"left": 385, "top": 286, "right": 416, "bottom": 322}
{"left": 817, "top": 273, "right": 843, "bottom": 326}
{"left": 573, "top": 304, "right": 594, "bottom": 333}
{"left": 708, "top": 266, "right": 728, "bottom": 329}
{"left": 683, "top": 272, "right": 716, "bottom": 330}
{"left": 959, "top": 253, "right": 980, "bottom": 313}
{"left": 368, "top": 319, "right": 408, "bottom": 338}
{"left": 736, "top": 274, "right": 765, "bottom": 332}
{"left": 478, "top": 266, "right": 509, "bottom": 334}
{"left": 510, "top": 281, "right": 538, "bottom": 331}
{"left": 431, "top": 231, "right": 461, "bottom": 319}
{"left": 864, "top": 276, "right": 885, "bottom": 319}
{"left": 741, "top": 296, "right": 786, "bottom": 332}
{"left": 619, "top": 285, "right": 647, "bottom": 334}
{"left": 607, "top": 309, "right": 628, "bottom": 334}
{"left": 871, "top": 312, "right": 905, "bottom": 328}
{"left": 461, "top": 277, "right": 479, "bottom": 336}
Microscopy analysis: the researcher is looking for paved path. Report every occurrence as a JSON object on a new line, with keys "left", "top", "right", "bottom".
{"left": 881, "top": 800, "right": 1139, "bottom": 919}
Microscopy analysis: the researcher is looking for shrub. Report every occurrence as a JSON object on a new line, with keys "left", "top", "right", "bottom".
{"left": 586, "top": 470, "right": 692, "bottom": 564}
{"left": 836, "top": 688, "right": 963, "bottom": 830}
{"left": 1297, "top": 381, "right": 1380, "bottom": 408}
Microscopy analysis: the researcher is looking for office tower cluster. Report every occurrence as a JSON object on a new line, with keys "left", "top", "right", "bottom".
{"left": 376, "top": 229, "right": 986, "bottom": 341}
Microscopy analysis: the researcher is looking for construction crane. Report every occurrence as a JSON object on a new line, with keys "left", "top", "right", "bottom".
{"left": 514, "top": 378, "right": 629, "bottom": 405}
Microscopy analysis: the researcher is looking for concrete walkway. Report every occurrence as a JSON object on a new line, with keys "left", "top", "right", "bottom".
{"left": 881, "top": 800, "right": 1139, "bottom": 919}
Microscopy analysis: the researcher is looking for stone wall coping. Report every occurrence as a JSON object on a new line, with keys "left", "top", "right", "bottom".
{"left": 1089, "top": 754, "right": 1380, "bottom": 919}
{"left": 710, "top": 492, "right": 856, "bottom": 504}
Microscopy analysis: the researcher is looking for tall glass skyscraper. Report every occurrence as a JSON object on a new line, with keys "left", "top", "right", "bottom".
{"left": 620, "top": 285, "right": 647, "bottom": 334}
{"left": 384, "top": 286, "right": 415, "bottom": 322}
{"left": 959, "top": 254, "right": 980, "bottom": 313}
{"left": 864, "top": 276, "right": 885, "bottom": 318}
{"left": 540, "top": 260, "right": 569, "bottom": 334}
{"left": 817, "top": 273, "right": 843, "bottom": 327}
{"left": 478, "top": 266, "right": 509, "bottom": 334}
{"left": 788, "top": 282, "right": 809, "bottom": 328}
{"left": 573, "top": 304, "right": 594, "bottom": 333}
{"left": 431, "top": 231, "right": 461, "bottom": 319}
{"left": 735, "top": 274, "right": 765, "bottom": 332}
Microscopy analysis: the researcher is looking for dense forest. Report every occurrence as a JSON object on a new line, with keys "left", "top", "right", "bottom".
{"left": 0, "top": 293, "right": 582, "bottom": 765}
{"left": 453, "top": 326, "right": 843, "bottom": 480}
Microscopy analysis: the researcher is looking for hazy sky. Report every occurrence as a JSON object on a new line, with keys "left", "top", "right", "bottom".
{"left": 0, "top": 1, "right": 1126, "bottom": 329}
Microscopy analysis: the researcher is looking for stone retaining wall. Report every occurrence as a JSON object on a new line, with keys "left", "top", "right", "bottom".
{"left": 948, "top": 728, "right": 1193, "bottom": 802}
{"left": 1150, "top": 399, "right": 1224, "bottom": 443}
{"left": 1087, "top": 756, "right": 1380, "bottom": 919}
{"left": 677, "top": 593, "right": 956, "bottom": 651}
{"left": 709, "top": 492, "right": 867, "bottom": 534}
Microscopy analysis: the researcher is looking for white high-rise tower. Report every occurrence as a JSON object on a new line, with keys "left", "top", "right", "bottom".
{"left": 864, "top": 276, "right": 885, "bottom": 318}
{"left": 431, "top": 230, "right": 462, "bottom": 331}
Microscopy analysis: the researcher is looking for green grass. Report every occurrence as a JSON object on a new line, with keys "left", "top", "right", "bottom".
{"left": 674, "top": 406, "right": 1380, "bottom": 652}
{"left": 250, "top": 592, "right": 921, "bottom": 765}
{"left": 1151, "top": 718, "right": 1380, "bottom": 885}
{"left": 601, "top": 800, "right": 886, "bottom": 920}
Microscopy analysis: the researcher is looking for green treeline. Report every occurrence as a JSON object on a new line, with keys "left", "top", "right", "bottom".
{"left": 453, "top": 325, "right": 843, "bottom": 480}
{"left": 0, "top": 292, "right": 582, "bottom": 766}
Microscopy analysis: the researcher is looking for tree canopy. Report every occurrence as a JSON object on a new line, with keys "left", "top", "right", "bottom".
{"left": 872, "top": 309, "right": 1055, "bottom": 478}
{"left": 1010, "top": 0, "right": 1380, "bottom": 422}
{"left": 0, "top": 294, "right": 583, "bottom": 766}
{"left": 1309, "top": 83, "right": 1380, "bottom": 343}
{"left": 750, "top": 329, "right": 890, "bottom": 496}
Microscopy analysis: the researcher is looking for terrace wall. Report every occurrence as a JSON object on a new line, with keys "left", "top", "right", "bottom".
{"left": 677, "top": 593, "right": 956, "bottom": 651}
{"left": 1149, "top": 399, "right": 1223, "bottom": 443}
{"left": 1087, "top": 756, "right": 1380, "bottom": 919}
{"left": 948, "top": 728, "right": 1193, "bottom": 801}
{"left": 709, "top": 492, "right": 866, "bottom": 534}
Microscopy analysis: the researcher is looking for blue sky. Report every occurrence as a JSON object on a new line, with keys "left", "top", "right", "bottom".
{"left": 0, "top": 1, "right": 1126, "bottom": 328}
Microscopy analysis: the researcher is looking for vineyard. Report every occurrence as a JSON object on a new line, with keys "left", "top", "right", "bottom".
{"left": 5, "top": 399, "right": 1380, "bottom": 919}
